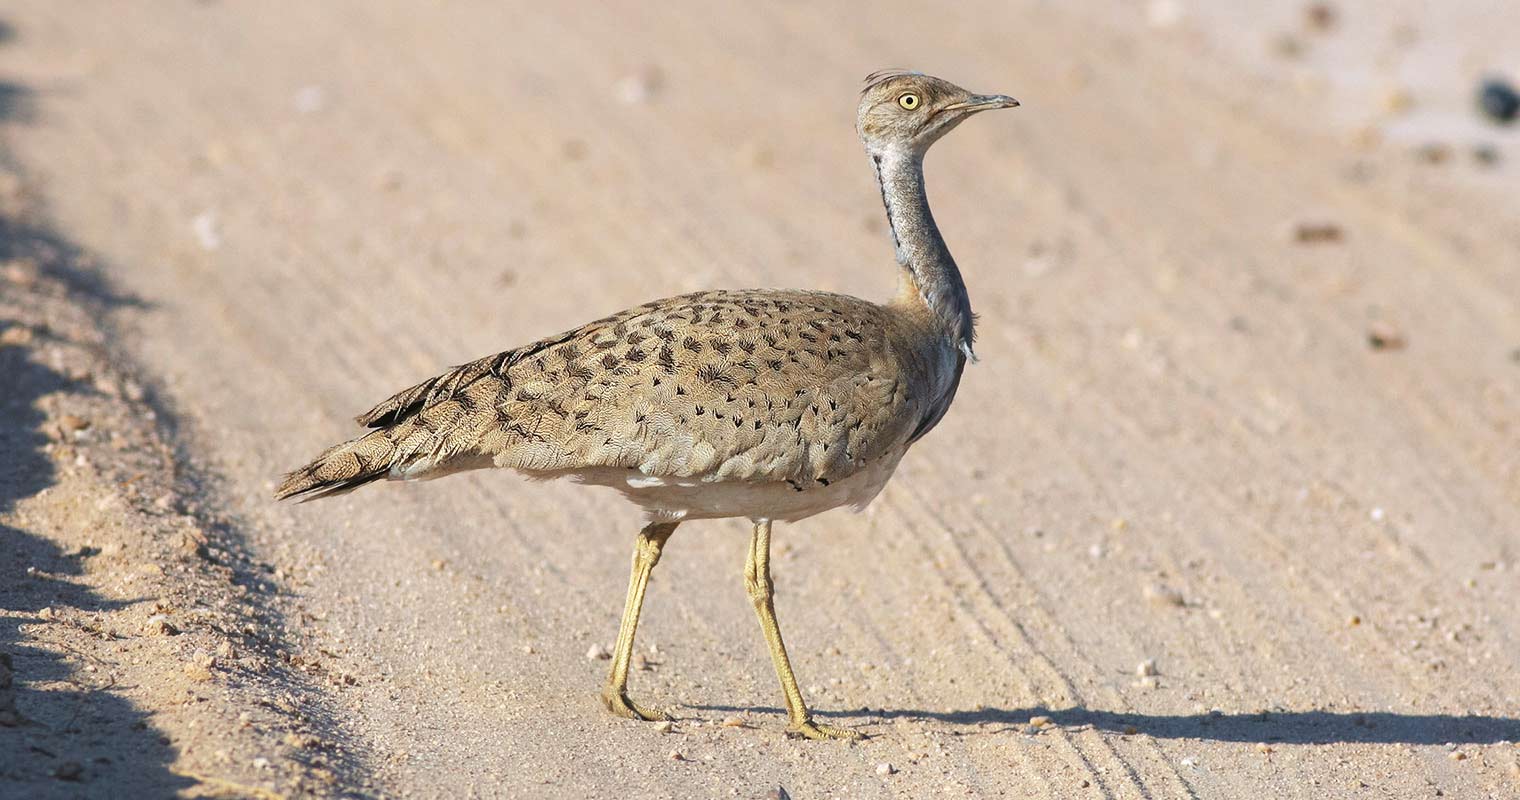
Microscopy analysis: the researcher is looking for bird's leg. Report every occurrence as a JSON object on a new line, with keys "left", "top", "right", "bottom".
{"left": 744, "top": 519, "right": 862, "bottom": 740}
{"left": 602, "top": 520, "right": 678, "bottom": 722}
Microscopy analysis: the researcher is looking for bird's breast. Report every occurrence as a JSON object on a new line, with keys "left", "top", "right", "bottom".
{"left": 568, "top": 447, "right": 908, "bottom": 524}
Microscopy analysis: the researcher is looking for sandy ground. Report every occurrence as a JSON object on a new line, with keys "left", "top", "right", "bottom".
{"left": 0, "top": 145, "right": 346, "bottom": 794}
{"left": 2, "top": 1, "right": 1518, "bottom": 797}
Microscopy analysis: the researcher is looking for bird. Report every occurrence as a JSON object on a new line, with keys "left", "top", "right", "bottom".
{"left": 276, "top": 71, "right": 1019, "bottom": 740}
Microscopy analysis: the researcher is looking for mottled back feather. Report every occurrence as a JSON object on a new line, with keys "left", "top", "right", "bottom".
{"left": 276, "top": 289, "right": 959, "bottom": 501}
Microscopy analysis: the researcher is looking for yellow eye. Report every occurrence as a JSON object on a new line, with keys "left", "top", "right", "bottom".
{"left": 898, "top": 93, "right": 920, "bottom": 110}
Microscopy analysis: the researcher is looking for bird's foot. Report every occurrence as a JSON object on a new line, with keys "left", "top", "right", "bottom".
{"left": 601, "top": 689, "right": 671, "bottom": 722}
{"left": 786, "top": 717, "right": 863, "bottom": 741}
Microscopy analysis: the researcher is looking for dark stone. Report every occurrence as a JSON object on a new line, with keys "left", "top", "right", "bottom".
{"left": 1477, "top": 77, "right": 1519, "bottom": 124}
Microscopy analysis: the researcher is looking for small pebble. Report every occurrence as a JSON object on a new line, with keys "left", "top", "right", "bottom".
{"left": 252, "top": 756, "right": 270, "bottom": 769}
{"left": 1144, "top": 584, "right": 1186, "bottom": 607}
{"left": 1293, "top": 221, "right": 1343, "bottom": 244}
{"left": 1449, "top": 750, "right": 1467, "bottom": 761}
{"left": 721, "top": 716, "right": 749, "bottom": 728}
{"left": 1348, "top": 614, "right": 1362, "bottom": 626}
{"left": 745, "top": 142, "right": 777, "bottom": 169}
{"left": 1270, "top": 33, "right": 1305, "bottom": 59}
{"left": 1478, "top": 77, "right": 1519, "bottom": 124}
{"left": 293, "top": 85, "right": 327, "bottom": 114}
{"left": 876, "top": 762, "right": 896, "bottom": 776}
{"left": 59, "top": 414, "right": 91, "bottom": 432}
{"left": 184, "top": 650, "right": 217, "bottom": 682}
{"left": 1380, "top": 88, "right": 1414, "bottom": 115}
{"left": 144, "top": 615, "right": 178, "bottom": 636}
{"left": 1367, "top": 322, "right": 1406, "bottom": 351}
{"left": 1304, "top": 2, "right": 1337, "bottom": 32}
{"left": 586, "top": 644, "right": 611, "bottom": 661}
{"left": 1137, "top": 659, "right": 1159, "bottom": 677}
{"left": 1416, "top": 142, "right": 1452, "bottom": 165}
{"left": 0, "top": 326, "right": 32, "bottom": 345}
{"left": 284, "top": 732, "right": 316, "bottom": 749}
{"left": 654, "top": 720, "right": 673, "bottom": 734}
{"left": 1369, "top": 507, "right": 1386, "bottom": 522}
{"left": 191, "top": 211, "right": 221, "bottom": 251}
{"left": 615, "top": 66, "right": 665, "bottom": 105}
{"left": 1, "top": 258, "right": 39, "bottom": 287}
{"left": 1123, "top": 724, "right": 1139, "bottom": 735}
{"left": 668, "top": 749, "right": 684, "bottom": 761}
{"left": 1472, "top": 144, "right": 1501, "bottom": 168}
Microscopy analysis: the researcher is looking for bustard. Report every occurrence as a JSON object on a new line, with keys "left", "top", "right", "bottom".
{"left": 277, "top": 71, "right": 1018, "bottom": 739}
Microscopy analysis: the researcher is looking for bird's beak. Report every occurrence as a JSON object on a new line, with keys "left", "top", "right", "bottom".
{"left": 946, "top": 94, "right": 1021, "bottom": 113}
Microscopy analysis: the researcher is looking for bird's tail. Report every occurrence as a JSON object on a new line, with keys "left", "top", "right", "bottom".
{"left": 276, "top": 353, "right": 514, "bottom": 502}
{"left": 273, "top": 427, "right": 402, "bottom": 502}
{"left": 275, "top": 384, "right": 505, "bottom": 503}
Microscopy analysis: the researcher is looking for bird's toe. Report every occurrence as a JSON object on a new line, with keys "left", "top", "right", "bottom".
{"left": 786, "top": 718, "right": 863, "bottom": 741}
{"left": 601, "top": 689, "right": 671, "bottom": 722}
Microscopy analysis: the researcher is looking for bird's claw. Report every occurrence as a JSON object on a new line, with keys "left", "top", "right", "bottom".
{"left": 601, "top": 689, "right": 671, "bottom": 722}
{"left": 786, "top": 718, "right": 863, "bottom": 740}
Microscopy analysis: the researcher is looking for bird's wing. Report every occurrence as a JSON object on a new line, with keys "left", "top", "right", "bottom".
{"left": 355, "top": 289, "right": 933, "bottom": 485}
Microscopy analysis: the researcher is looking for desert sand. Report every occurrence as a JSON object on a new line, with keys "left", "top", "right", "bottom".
{"left": 2, "top": 2, "right": 1517, "bottom": 797}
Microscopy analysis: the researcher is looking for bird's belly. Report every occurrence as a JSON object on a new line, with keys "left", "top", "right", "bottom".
{"left": 569, "top": 450, "right": 906, "bottom": 523}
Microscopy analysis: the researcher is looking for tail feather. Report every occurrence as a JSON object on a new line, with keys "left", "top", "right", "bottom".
{"left": 276, "top": 387, "right": 504, "bottom": 502}
{"left": 274, "top": 428, "right": 400, "bottom": 503}
{"left": 356, "top": 352, "right": 502, "bottom": 428}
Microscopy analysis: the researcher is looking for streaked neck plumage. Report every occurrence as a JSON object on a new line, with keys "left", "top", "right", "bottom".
{"left": 870, "top": 147, "right": 976, "bottom": 359}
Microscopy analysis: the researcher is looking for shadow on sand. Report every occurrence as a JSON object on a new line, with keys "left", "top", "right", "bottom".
{"left": 692, "top": 703, "right": 1520, "bottom": 745}
{"left": 0, "top": 227, "right": 190, "bottom": 790}
{"left": 0, "top": 17, "right": 367, "bottom": 792}
{"left": 0, "top": 38, "right": 199, "bottom": 786}
{"left": 0, "top": 399, "right": 197, "bottom": 796}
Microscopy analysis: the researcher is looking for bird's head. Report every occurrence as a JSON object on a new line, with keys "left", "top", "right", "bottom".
{"left": 856, "top": 70, "right": 1019, "bottom": 159}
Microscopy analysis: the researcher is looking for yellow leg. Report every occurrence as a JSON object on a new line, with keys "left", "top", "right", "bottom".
{"left": 602, "top": 521, "right": 678, "bottom": 722}
{"left": 744, "top": 519, "right": 861, "bottom": 740}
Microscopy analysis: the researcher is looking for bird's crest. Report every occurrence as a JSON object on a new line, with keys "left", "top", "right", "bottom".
{"left": 861, "top": 69, "right": 922, "bottom": 95}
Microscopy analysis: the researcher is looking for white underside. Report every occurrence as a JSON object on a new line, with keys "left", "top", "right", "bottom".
{"left": 562, "top": 448, "right": 908, "bottom": 523}
{"left": 386, "top": 447, "right": 908, "bottom": 524}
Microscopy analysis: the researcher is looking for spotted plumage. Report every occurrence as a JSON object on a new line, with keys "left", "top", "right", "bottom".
{"left": 277, "top": 289, "right": 950, "bottom": 512}
{"left": 277, "top": 72, "right": 1019, "bottom": 739}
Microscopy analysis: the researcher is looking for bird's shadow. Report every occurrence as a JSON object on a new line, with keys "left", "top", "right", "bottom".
{"left": 693, "top": 704, "right": 1520, "bottom": 745}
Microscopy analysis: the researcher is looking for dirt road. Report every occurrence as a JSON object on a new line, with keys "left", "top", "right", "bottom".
{"left": 3, "top": 2, "right": 1518, "bottom": 797}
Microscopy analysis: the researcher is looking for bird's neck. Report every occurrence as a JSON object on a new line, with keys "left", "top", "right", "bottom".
{"left": 871, "top": 149, "right": 975, "bottom": 358}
